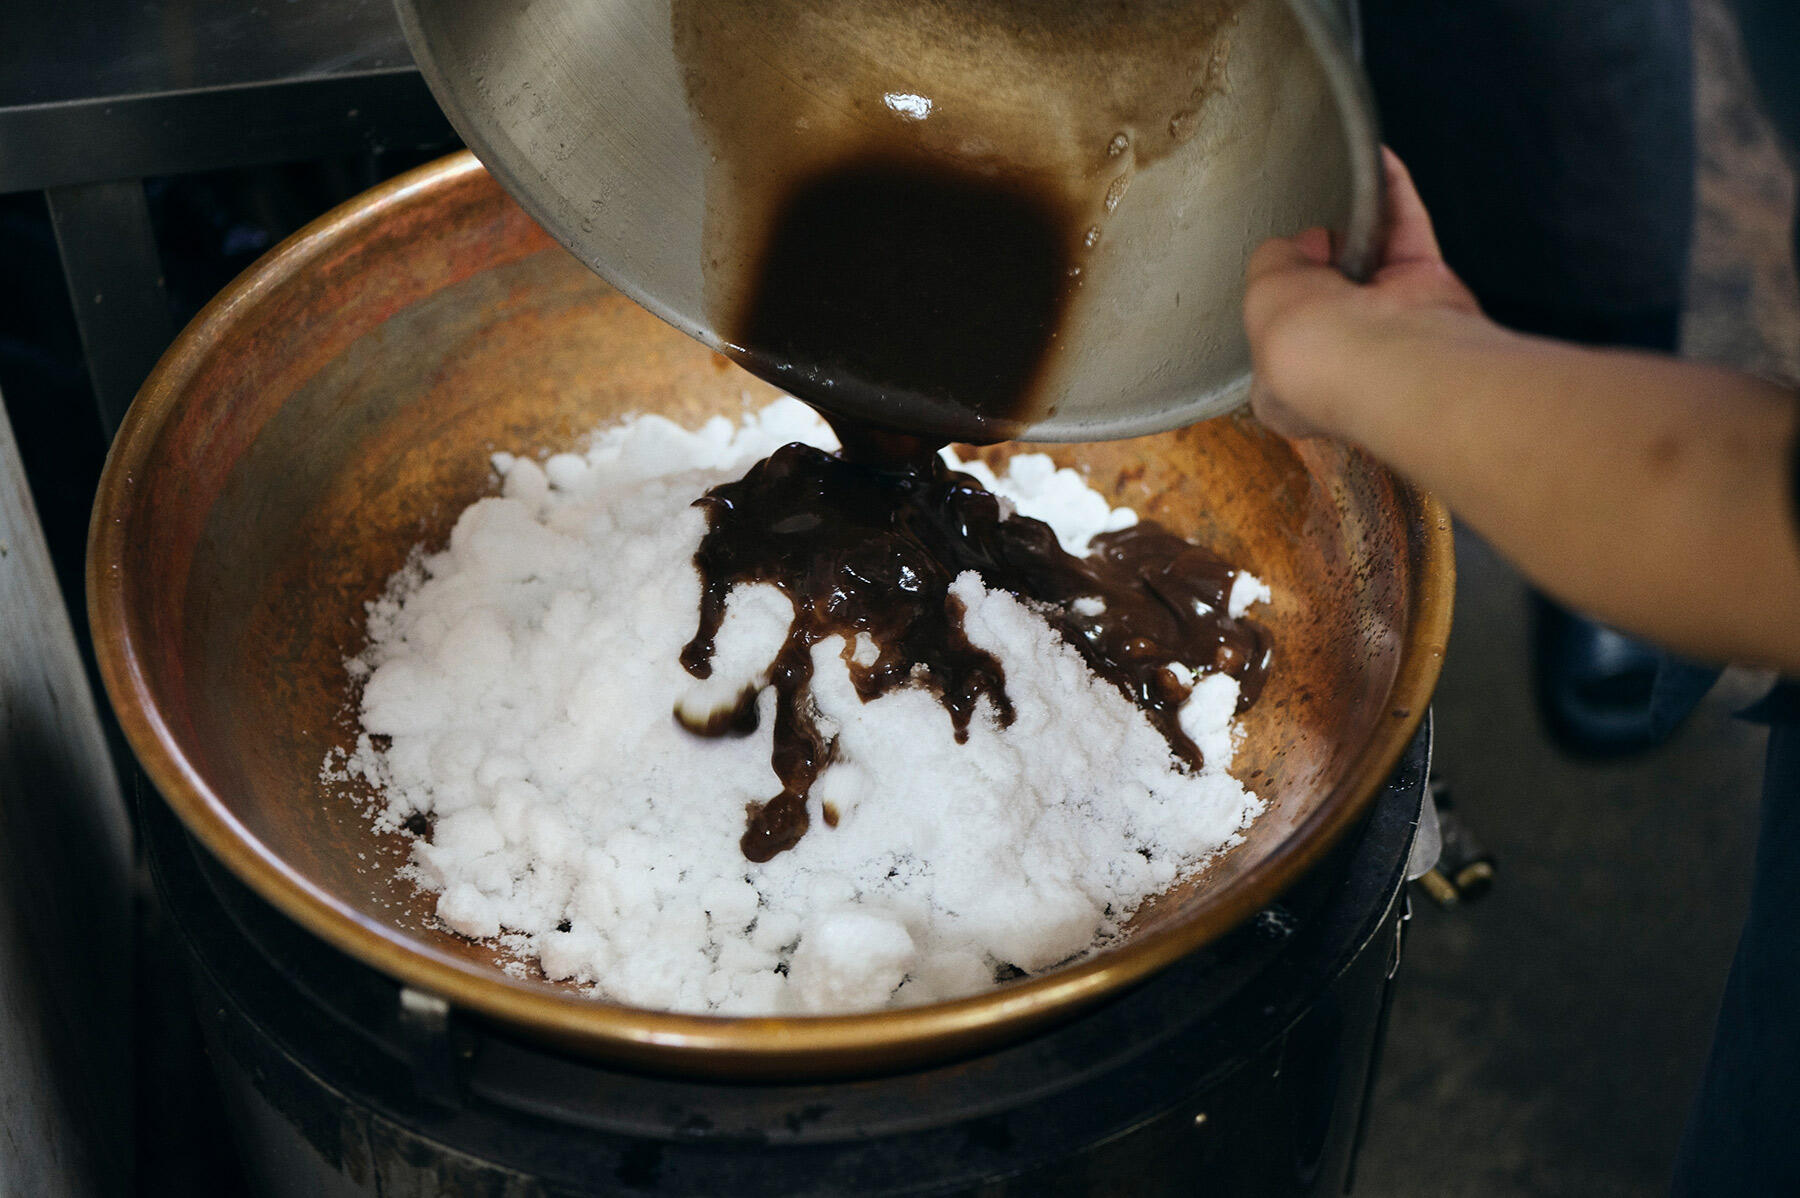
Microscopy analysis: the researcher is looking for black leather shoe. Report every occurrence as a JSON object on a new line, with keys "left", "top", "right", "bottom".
{"left": 1531, "top": 596, "right": 1718, "bottom": 758}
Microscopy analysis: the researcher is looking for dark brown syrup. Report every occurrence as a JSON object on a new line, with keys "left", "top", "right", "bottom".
{"left": 731, "top": 157, "right": 1078, "bottom": 436}
{"left": 676, "top": 443, "right": 1269, "bottom": 861}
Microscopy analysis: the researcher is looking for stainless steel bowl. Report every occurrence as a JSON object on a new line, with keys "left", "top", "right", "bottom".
{"left": 393, "top": 0, "right": 1382, "bottom": 441}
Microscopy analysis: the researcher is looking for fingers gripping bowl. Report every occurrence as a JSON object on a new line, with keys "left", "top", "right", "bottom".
{"left": 90, "top": 154, "right": 1451, "bottom": 1079}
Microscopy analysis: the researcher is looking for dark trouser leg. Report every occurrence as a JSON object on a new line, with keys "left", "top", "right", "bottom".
{"left": 1733, "top": 0, "right": 1800, "bottom": 147}
{"left": 1360, "top": 0, "right": 1695, "bottom": 343}
{"left": 1732, "top": 0, "right": 1800, "bottom": 267}
{"left": 1671, "top": 690, "right": 1800, "bottom": 1195}
{"left": 1361, "top": 0, "right": 1707, "bottom": 756}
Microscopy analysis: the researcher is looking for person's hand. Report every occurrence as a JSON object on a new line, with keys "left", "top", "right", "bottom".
{"left": 1244, "top": 148, "right": 1485, "bottom": 440}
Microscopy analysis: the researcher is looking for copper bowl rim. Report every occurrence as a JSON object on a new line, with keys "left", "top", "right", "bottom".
{"left": 89, "top": 151, "right": 1455, "bottom": 1076}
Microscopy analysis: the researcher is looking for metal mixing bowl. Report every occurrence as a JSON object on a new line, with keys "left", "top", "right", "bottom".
{"left": 394, "top": 0, "right": 1382, "bottom": 442}
{"left": 90, "top": 154, "right": 1448, "bottom": 1078}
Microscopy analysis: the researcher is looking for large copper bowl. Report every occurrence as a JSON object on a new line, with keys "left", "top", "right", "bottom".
{"left": 90, "top": 152, "right": 1452, "bottom": 1079}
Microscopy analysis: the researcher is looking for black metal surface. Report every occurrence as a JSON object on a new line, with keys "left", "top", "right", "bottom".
{"left": 47, "top": 180, "right": 176, "bottom": 438}
{"left": 2, "top": 71, "right": 455, "bottom": 195}
{"left": 6, "top": 0, "right": 411, "bottom": 104}
{"left": 145, "top": 718, "right": 1430, "bottom": 1196}
{"left": 3, "top": 0, "right": 458, "bottom": 763}
{"left": 0, "top": 0, "right": 452, "bottom": 194}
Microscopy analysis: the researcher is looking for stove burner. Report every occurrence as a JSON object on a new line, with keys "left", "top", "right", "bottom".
{"left": 143, "top": 721, "right": 1429, "bottom": 1196}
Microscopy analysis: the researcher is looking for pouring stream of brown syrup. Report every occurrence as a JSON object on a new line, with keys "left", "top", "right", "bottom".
{"left": 666, "top": 1, "right": 1264, "bottom": 861}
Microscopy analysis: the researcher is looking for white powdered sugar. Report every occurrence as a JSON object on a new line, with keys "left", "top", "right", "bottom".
{"left": 327, "top": 398, "right": 1268, "bottom": 1015}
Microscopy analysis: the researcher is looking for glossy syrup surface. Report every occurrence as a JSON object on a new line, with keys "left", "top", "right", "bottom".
{"left": 677, "top": 443, "right": 1269, "bottom": 861}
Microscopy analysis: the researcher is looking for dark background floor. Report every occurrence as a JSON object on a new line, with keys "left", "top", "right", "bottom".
{"left": 1359, "top": 1, "right": 1799, "bottom": 1193}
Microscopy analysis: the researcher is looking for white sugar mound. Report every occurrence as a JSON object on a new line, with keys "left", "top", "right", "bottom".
{"left": 329, "top": 398, "right": 1268, "bottom": 1015}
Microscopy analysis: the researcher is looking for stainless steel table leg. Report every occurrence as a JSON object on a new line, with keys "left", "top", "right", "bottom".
{"left": 46, "top": 179, "right": 175, "bottom": 441}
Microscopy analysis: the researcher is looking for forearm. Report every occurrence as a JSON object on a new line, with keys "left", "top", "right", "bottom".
{"left": 1320, "top": 310, "right": 1800, "bottom": 671}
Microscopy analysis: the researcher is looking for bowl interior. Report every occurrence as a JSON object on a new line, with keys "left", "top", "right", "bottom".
{"left": 95, "top": 154, "right": 1447, "bottom": 1075}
